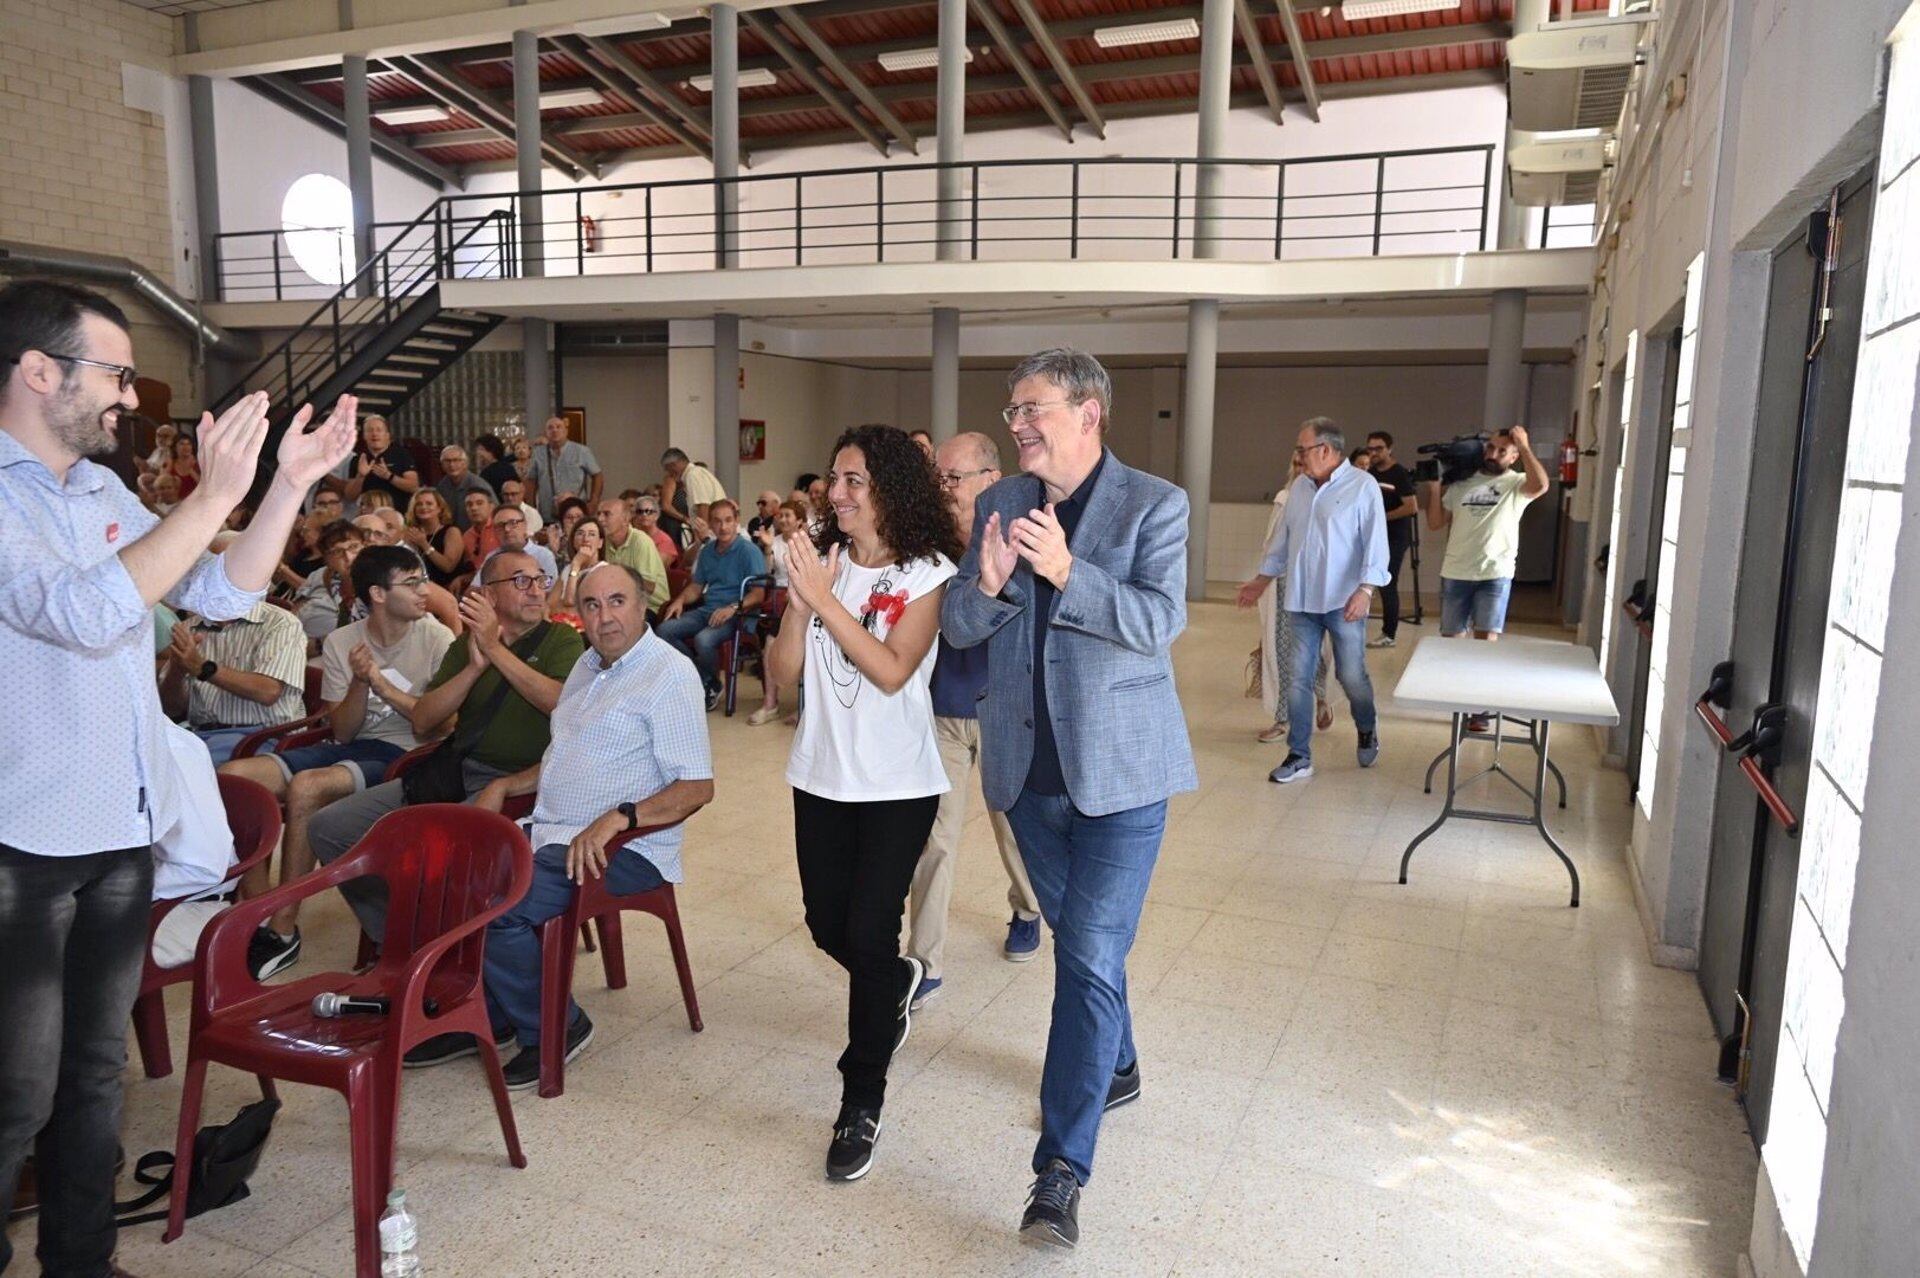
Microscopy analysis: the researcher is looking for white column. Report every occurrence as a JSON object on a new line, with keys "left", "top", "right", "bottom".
{"left": 711, "top": 3, "right": 742, "bottom": 498}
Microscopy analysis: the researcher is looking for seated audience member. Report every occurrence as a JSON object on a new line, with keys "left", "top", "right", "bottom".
{"left": 657, "top": 498, "right": 764, "bottom": 709}
{"left": 630, "top": 491, "right": 679, "bottom": 569}
{"left": 554, "top": 516, "right": 606, "bottom": 616}
{"left": 436, "top": 444, "right": 495, "bottom": 529}
{"left": 598, "top": 495, "right": 669, "bottom": 611}
{"left": 748, "top": 490, "right": 783, "bottom": 539}
{"left": 277, "top": 511, "right": 327, "bottom": 592}
{"left": 310, "top": 487, "right": 346, "bottom": 525}
{"left": 307, "top": 550, "right": 584, "bottom": 947}
{"left": 163, "top": 432, "right": 201, "bottom": 499}
{"left": 149, "top": 718, "right": 242, "bottom": 970}
{"left": 463, "top": 490, "right": 502, "bottom": 572}
{"left": 143, "top": 420, "right": 179, "bottom": 478}
{"left": 473, "top": 433, "right": 519, "bottom": 496}
{"left": 344, "top": 414, "right": 419, "bottom": 508}
{"left": 356, "top": 489, "right": 396, "bottom": 513}
{"left": 431, "top": 562, "right": 714, "bottom": 1083}
{"left": 297, "top": 519, "right": 365, "bottom": 645}
{"left": 149, "top": 469, "right": 182, "bottom": 514}
{"left": 221, "top": 545, "right": 457, "bottom": 978}
{"left": 403, "top": 489, "right": 466, "bottom": 587}
{"left": 159, "top": 603, "right": 308, "bottom": 764}
{"left": 497, "top": 475, "right": 544, "bottom": 537}
{"left": 483, "top": 501, "right": 560, "bottom": 580}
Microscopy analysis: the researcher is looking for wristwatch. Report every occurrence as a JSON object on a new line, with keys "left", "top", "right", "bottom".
{"left": 196, "top": 660, "right": 219, "bottom": 682}
{"left": 617, "top": 801, "right": 639, "bottom": 830}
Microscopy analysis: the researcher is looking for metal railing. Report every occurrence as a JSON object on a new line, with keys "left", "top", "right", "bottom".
{"left": 214, "top": 145, "right": 1498, "bottom": 301}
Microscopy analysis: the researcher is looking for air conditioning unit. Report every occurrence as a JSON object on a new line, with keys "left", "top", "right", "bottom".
{"left": 1508, "top": 15, "right": 1651, "bottom": 132}
{"left": 1507, "top": 136, "right": 1608, "bottom": 207}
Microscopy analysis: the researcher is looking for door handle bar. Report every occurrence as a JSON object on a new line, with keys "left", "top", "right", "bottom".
{"left": 1693, "top": 660, "right": 1736, "bottom": 747}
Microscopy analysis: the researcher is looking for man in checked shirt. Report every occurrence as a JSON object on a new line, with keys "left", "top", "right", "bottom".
{"left": 0, "top": 279, "right": 357, "bottom": 1277}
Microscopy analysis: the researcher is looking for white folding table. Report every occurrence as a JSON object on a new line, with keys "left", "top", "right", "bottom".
{"left": 1391, "top": 635, "right": 1619, "bottom": 907}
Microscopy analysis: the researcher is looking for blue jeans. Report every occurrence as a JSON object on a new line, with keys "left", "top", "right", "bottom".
{"left": 1004, "top": 790, "right": 1166, "bottom": 1185}
{"left": 193, "top": 725, "right": 255, "bottom": 765}
{"left": 656, "top": 602, "right": 726, "bottom": 686}
{"left": 1440, "top": 575, "right": 1513, "bottom": 635}
{"left": 483, "top": 844, "right": 666, "bottom": 1047}
{"left": 1287, "top": 609, "right": 1376, "bottom": 760}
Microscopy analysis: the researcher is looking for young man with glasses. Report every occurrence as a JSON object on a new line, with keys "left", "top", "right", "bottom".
{"left": 0, "top": 278, "right": 358, "bottom": 1275}
{"left": 219, "top": 545, "right": 456, "bottom": 978}
{"left": 1363, "top": 431, "right": 1419, "bottom": 648}
{"left": 1237, "top": 417, "right": 1390, "bottom": 784}
{"left": 305, "top": 551, "right": 582, "bottom": 991}
{"left": 943, "top": 350, "right": 1198, "bottom": 1249}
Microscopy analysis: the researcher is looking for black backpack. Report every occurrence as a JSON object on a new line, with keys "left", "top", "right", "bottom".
{"left": 115, "top": 1097, "right": 280, "bottom": 1227}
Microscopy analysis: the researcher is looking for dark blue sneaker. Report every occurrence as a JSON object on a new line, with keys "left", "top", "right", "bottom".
{"left": 1004, "top": 914, "right": 1041, "bottom": 962}
{"left": 1020, "top": 1158, "right": 1081, "bottom": 1248}
{"left": 909, "top": 976, "right": 943, "bottom": 1011}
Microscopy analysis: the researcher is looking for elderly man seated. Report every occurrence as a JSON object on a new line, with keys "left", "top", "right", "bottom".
{"left": 449, "top": 562, "right": 713, "bottom": 1088}
{"left": 219, "top": 545, "right": 456, "bottom": 978}
{"left": 158, "top": 600, "right": 308, "bottom": 764}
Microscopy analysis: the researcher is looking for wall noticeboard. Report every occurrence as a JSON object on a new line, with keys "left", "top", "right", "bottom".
{"left": 740, "top": 419, "right": 766, "bottom": 462}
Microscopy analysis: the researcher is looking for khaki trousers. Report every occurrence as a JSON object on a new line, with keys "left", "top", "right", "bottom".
{"left": 906, "top": 715, "right": 1041, "bottom": 978}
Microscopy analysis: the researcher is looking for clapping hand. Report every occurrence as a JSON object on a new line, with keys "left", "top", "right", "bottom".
{"left": 276, "top": 396, "right": 359, "bottom": 491}
{"left": 166, "top": 620, "right": 203, "bottom": 671}
{"left": 783, "top": 530, "right": 840, "bottom": 613}
{"left": 460, "top": 590, "right": 502, "bottom": 655}
{"left": 347, "top": 641, "right": 379, "bottom": 685}
{"left": 194, "top": 392, "right": 272, "bottom": 508}
{"left": 1009, "top": 504, "right": 1072, "bottom": 590}
{"left": 976, "top": 512, "right": 1019, "bottom": 597}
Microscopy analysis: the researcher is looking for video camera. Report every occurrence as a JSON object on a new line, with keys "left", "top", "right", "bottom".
{"left": 1414, "top": 433, "right": 1487, "bottom": 486}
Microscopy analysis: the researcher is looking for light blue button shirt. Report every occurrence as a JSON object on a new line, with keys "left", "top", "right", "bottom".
{"left": 0, "top": 431, "right": 262, "bottom": 856}
{"left": 528, "top": 628, "right": 713, "bottom": 882}
{"left": 1258, "top": 462, "right": 1391, "bottom": 614}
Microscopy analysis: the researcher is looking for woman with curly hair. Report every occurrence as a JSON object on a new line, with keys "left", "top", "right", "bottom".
{"left": 766, "top": 423, "right": 962, "bottom": 1182}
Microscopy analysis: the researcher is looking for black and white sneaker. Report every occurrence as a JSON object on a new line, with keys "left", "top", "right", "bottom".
{"left": 246, "top": 925, "right": 302, "bottom": 981}
{"left": 502, "top": 1012, "right": 592, "bottom": 1090}
{"left": 1020, "top": 1158, "right": 1081, "bottom": 1249}
{"left": 403, "top": 1024, "right": 516, "bottom": 1069}
{"left": 893, "top": 956, "right": 925, "bottom": 1053}
{"left": 826, "top": 1105, "right": 883, "bottom": 1181}
{"left": 704, "top": 682, "right": 724, "bottom": 712}
{"left": 1105, "top": 1061, "right": 1142, "bottom": 1112}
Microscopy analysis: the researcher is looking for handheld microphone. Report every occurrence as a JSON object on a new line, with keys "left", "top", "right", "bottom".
{"left": 312, "top": 992, "right": 391, "bottom": 1017}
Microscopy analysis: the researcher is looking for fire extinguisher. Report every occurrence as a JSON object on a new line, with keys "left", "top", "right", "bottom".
{"left": 579, "top": 215, "right": 600, "bottom": 254}
{"left": 1558, "top": 437, "right": 1579, "bottom": 489}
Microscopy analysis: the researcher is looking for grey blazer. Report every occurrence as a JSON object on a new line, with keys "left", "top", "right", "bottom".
{"left": 941, "top": 450, "right": 1199, "bottom": 817}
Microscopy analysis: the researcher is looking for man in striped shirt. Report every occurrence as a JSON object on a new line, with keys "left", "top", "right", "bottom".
{"left": 158, "top": 601, "right": 309, "bottom": 764}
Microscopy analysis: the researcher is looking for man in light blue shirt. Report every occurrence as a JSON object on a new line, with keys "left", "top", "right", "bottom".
{"left": 467, "top": 562, "right": 714, "bottom": 1089}
{"left": 1238, "top": 416, "right": 1389, "bottom": 783}
{"left": 0, "top": 279, "right": 357, "bottom": 1273}
{"left": 656, "top": 498, "right": 766, "bottom": 708}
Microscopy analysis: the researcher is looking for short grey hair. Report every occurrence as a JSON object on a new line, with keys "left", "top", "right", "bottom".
{"left": 1301, "top": 416, "right": 1344, "bottom": 454}
{"left": 1008, "top": 348, "right": 1113, "bottom": 424}
{"left": 440, "top": 445, "right": 468, "bottom": 460}
{"left": 661, "top": 447, "right": 689, "bottom": 465}
{"left": 948, "top": 430, "right": 1002, "bottom": 473}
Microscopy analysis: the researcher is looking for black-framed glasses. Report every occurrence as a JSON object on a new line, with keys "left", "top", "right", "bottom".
{"left": 483, "top": 571, "right": 554, "bottom": 592}
{"left": 24, "top": 352, "right": 138, "bottom": 391}
{"left": 938, "top": 467, "right": 997, "bottom": 489}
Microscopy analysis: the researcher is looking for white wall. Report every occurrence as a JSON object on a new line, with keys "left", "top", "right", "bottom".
{"left": 558, "top": 353, "right": 670, "bottom": 497}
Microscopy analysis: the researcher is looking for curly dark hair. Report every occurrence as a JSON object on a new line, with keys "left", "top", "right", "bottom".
{"left": 814, "top": 424, "right": 962, "bottom": 566}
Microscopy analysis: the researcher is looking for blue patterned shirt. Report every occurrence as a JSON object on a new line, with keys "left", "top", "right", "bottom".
{"left": 0, "top": 430, "right": 262, "bottom": 856}
{"left": 528, "top": 628, "right": 712, "bottom": 882}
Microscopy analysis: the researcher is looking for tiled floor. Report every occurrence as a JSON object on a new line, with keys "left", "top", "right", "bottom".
{"left": 76, "top": 597, "right": 1757, "bottom": 1276}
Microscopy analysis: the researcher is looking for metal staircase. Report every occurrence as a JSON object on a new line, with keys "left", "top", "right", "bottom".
{"left": 215, "top": 205, "right": 512, "bottom": 451}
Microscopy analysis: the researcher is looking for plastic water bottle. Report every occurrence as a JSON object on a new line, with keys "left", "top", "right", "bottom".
{"left": 379, "top": 1188, "right": 421, "bottom": 1277}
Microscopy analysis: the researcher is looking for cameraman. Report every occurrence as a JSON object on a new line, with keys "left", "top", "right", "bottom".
{"left": 1423, "top": 425, "right": 1550, "bottom": 641}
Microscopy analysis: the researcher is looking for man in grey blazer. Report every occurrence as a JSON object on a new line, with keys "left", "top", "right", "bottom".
{"left": 942, "top": 348, "right": 1197, "bottom": 1249}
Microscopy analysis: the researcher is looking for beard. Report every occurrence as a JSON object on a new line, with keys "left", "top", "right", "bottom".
{"left": 47, "top": 380, "right": 121, "bottom": 457}
{"left": 1479, "top": 457, "right": 1512, "bottom": 476}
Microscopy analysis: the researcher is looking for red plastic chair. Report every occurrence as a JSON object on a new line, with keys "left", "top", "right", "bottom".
{"left": 162, "top": 806, "right": 533, "bottom": 1278}
{"left": 534, "top": 820, "right": 700, "bottom": 1098}
{"left": 131, "top": 775, "right": 284, "bottom": 1079}
{"left": 229, "top": 711, "right": 331, "bottom": 762}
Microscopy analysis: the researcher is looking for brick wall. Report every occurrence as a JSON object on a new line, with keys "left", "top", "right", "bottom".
{"left": 0, "top": 0, "right": 200, "bottom": 410}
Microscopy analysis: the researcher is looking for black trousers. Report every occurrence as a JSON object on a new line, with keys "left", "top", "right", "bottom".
{"left": 793, "top": 789, "right": 939, "bottom": 1111}
{"left": 1382, "top": 536, "right": 1411, "bottom": 639}
{"left": 0, "top": 844, "right": 153, "bottom": 1278}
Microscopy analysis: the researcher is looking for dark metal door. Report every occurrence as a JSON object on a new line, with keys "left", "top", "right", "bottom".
{"left": 1694, "top": 171, "right": 1873, "bottom": 1145}
{"left": 1624, "top": 330, "right": 1683, "bottom": 798}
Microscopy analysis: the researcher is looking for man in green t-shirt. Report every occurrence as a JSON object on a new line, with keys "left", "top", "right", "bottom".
{"left": 1424, "top": 425, "right": 1551, "bottom": 639}
{"left": 307, "top": 549, "right": 584, "bottom": 941}
{"left": 597, "top": 495, "right": 668, "bottom": 610}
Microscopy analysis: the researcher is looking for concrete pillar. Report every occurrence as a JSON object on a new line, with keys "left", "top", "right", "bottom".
{"left": 183, "top": 16, "right": 221, "bottom": 302}
{"left": 1181, "top": 300, "right": 1220, "bottom": 602}
{"left": 342, "top": 54, "right": 375, "bottom": 296}
{"left": 929, "top": 0, "right": 966, "bottom": 441}
{"left": 710, "top": 4, "right": 742, "bottom": 498}
{"left": 931, "top": 308, "right": 960, "bottom": 442}
{"left": 1178, "top": 0, "right": 1232, "bottom": 600}
{"left": 1499, "top": 0, "right": 1551, "bottom": 249}
{"left": 1484, "top": 288, "right": 1528, "bottom": 431}
{"left": 713, "top": 315, "right": 741, "bottom": 499}
{"left": 512, "top": 28, "right": 547, "bottom": 433}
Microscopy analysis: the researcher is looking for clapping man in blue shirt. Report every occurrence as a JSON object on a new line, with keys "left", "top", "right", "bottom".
{"left": 1237, "top": 416, "right": 1390, "bottom": 784}
{"left": 0, "top": 279, "right": 356, "bottom": 1275}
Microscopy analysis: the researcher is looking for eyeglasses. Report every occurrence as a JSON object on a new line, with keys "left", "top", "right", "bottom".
{"left": 1001, "top": 399, "right": 1073, "bottom": 426}
{"left": 938, "top": 467, "right": 997, "bottom": 489}
{"left": 1292, "top": 442, "right": 1334, "bottom": 458}
{"left": 635, "top": 506, "right": 659, "bottom": 515}
{"left": 493, "top": 515, "right": 526, "bottom": 527}
{"left": 29, "top": 352, "right": 139, "bottom": 391}
{"left": 482, "top": 572, "right": 554, "bottom": 592}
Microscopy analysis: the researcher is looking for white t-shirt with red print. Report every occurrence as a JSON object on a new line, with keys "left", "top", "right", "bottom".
{"left": 786, "top": 551, "right": 956, "bottom": 802}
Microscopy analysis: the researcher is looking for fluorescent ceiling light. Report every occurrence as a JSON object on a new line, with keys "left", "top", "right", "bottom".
{"left": 1092, "top": 18, "right": 1200, "bottom": 48}
{"left": 538, "top": 87, "right": 605, "bottom": 110}
{"left": 876, "top": 46, "right": 973, "bottom": 73}
{"left": 373, "top": 104, "right": 451, "bottom": 127}
{"left": 690, "top": 68, "right": 779, "bottom": 91}
{"left": 573, "top": 13, "right": 672, "bottom": 37}
{"left": 1340, "top": 0, "right": 1461, "bottom": 20}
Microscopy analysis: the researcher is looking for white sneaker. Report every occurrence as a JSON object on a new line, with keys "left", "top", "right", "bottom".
{"left": 1367, "top": 635, "right": 1396, "bottom": 649}
{"left": 747, "top": 705, "right": 781, "bottom": 726}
